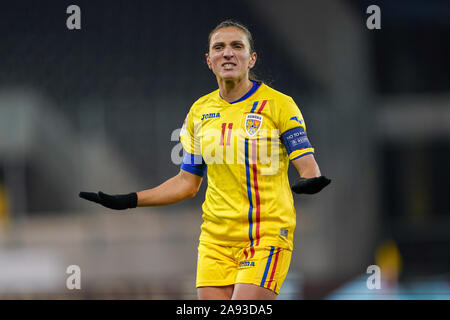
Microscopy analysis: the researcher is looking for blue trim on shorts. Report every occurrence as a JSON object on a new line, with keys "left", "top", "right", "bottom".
{"left": 260, "top": 246, "right": 275, "bottom": 287}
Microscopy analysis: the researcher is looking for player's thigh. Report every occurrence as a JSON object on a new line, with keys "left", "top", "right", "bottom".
{"left": 197, "top": 285, "right": 234, "bottom": 300}
{"left": 232, "top": 283, "right": 277, "bottom": 300}
{"left": 196, "top": 242, "right": 237, "bottom": 299}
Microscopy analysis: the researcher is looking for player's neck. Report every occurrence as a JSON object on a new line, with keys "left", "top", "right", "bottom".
{"left": 218, "top": 78, "right": 252, "bottom": 103}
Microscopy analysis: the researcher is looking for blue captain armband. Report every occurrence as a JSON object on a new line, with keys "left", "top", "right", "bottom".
{"left": 181, "top": 151, "right": 207, "bottom": 177}
{"left": 280, "top": 126, "right": 313, "bottom": 155}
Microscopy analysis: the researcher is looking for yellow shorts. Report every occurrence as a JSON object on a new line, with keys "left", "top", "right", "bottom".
{"left": 196, "top": 241, "right": 292, "bottom": 295}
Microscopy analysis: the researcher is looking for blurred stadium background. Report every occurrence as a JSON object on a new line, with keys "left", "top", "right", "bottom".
{"left": 0, "top": 0, "right": 449, "bottom": 299}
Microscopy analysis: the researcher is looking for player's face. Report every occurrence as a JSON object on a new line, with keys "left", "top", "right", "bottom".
{"left": 206, "top": 27, "right": 257, "bottom": 81}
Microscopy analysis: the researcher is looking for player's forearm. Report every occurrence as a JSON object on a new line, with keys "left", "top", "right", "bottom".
{"left": 292, "top": 154, "right": 321, "bottom": 178}
{"left": 137, "top": 174, "right": 197, "bottom": 207}
{"left": 299, "top": 162, "right": 321, "bottom": 178}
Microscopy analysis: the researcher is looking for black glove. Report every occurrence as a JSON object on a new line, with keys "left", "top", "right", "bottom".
{"left": 79, "top": 191, "right": 138, "bottom": 210}
{"left": 291, "top": 176, "right": 331, "bottom": 194}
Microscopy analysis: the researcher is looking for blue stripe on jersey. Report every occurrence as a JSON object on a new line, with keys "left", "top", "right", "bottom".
{"left": 260, "top": 246, "right": 275, "bottom": 287}
{"left": 244, "top": 138, "right": 254, "bottom": 247}
{"left": 180, "top": 151, "right": 207, "bottom": 177}
{"left": 250, "top": 101, "right": 259, "bottom": 113}
{"left": 280, "top": 126, "right": 313, "bottom": 155}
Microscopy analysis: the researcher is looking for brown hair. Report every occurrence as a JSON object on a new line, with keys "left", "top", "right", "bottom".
{"left": 207, "top": 20, "right": 260, "bottom": 82}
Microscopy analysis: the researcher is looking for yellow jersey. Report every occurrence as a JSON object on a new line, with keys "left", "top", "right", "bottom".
{"left": 180, "top": 82, "right": 314, "bottom": 251}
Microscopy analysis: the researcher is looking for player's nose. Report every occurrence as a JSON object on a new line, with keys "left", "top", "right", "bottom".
{"left": 223, "top": 46, "right": 234, "bottom": 58}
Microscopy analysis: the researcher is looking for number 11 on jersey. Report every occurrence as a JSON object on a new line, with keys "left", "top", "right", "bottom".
{"left": 220, "top": 123, "right": 233, "bottom": 146}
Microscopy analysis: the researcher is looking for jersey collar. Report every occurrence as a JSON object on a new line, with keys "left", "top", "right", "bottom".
{"left": 219, "top": 80, "right": 262, "bottom": 104}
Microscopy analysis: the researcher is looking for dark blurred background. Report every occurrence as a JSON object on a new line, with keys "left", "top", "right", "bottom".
{"left": 0, "top": 0, "right": 449, "bottom": 299}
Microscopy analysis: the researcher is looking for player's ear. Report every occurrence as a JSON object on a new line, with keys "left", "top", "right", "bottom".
{"left": 248, "top": 52, "right": 257, "bottom": 69}
{"left": 205, "top": 53, "right": 212, "bottom": 70}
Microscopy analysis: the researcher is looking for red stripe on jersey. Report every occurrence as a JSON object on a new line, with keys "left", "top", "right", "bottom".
{"left": 251, "top": 139, "right": 261, "bottom": 247}
{"left": 257, "top": 100, "right": 267, "bottom": 114}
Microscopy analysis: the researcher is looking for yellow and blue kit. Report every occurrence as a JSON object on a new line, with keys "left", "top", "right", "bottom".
{"left": 179, "top": 81, "right": 315, "bottom": 291}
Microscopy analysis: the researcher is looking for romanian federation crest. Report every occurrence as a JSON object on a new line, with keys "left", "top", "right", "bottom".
{"left": 245, "top": 114, "right": 263, "bottom": 137}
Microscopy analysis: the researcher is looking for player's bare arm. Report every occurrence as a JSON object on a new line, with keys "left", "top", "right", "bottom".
{"left": 137, "top": 170, "right": 202, "bottom": 206}
{"left": 79, "top": 169, "right": 202, "bottom": 210}
{"left": 291, "top": 153, "right": 321, "bottom": 178}
{"left": 290, "top": 154, "right": 331, "bottom": 194}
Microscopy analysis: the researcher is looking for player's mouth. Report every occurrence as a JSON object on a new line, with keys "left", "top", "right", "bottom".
{"left": 222, "top": 62, "right": 236, "bottom": 70}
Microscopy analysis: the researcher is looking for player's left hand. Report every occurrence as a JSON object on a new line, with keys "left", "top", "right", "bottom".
{"left": 291, "top": 176, "right": 331, "bottom": 194}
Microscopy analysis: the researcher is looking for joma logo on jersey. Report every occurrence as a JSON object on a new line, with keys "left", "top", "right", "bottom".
{"left": 201, "top": 112, "right": 221, "bottom": 121}
{"left": 239, "top": 261, "right": 255, "bottom": 268}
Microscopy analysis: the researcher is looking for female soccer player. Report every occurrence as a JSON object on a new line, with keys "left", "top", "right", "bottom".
{"left": 80, "top": 20, "right": 330, "bottom": 300}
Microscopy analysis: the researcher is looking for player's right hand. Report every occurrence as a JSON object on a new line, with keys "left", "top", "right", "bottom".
{"left": 79, "top": 191, "right": 138, "bottom": 210}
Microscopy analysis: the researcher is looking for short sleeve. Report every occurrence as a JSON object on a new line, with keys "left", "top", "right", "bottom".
{"left": 278, "top": 97, "right": 315, "bottom": 160}
{"left": 179, "top": 106, "right": 206, "bottom": 176}
{"left": 180, "top": 108, "right": 201, "bottom": 155}
{"left": 279, "top": 97, "right": 307, "bottom": 134}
